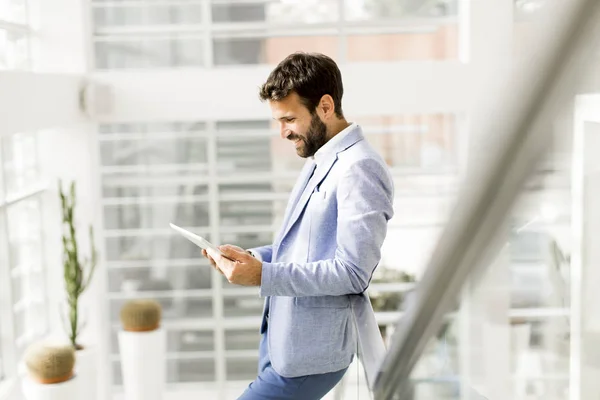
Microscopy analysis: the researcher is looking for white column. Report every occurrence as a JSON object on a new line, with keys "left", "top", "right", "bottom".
{"left": 458, "top": 0, "right": 514, "bottom": 398}
{"left": 459, "top": 233, "right": 511, "bottom": 400}
{"left": 572, "top": 94, "right": 600, "bottom": 400}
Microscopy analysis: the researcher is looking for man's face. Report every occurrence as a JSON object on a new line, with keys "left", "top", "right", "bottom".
{"left": 269, "top": 92, "right": 328, "bottom": 158}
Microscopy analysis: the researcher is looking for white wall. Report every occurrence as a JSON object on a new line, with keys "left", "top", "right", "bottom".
{"left": 0, "top": 0, "right": 89, "bottom": 137}
{"left": 0, "top": 72, "right": 85, "bottom": 137}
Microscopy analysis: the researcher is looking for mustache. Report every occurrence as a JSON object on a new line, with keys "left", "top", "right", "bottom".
{"left": 287, "top": 133, "right": 302, "bottom": 141}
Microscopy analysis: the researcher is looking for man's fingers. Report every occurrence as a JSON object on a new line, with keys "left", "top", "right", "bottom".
{"left": 202, "top": 249, "right": 223, "bottom": 275}
{"left": 219, "top": 245, "right": 247, "bottom": 261}
{"left": 202, "top": 249, "right": 216, "bottom": 265}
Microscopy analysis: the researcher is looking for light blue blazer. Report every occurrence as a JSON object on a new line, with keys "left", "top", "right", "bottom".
{"left": 250, "top": 125, "right": 394, "bottom": 379}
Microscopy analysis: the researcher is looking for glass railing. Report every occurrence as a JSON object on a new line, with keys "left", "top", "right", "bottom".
{"left": 371, "top": 0, "right": 600, "bottom": 399}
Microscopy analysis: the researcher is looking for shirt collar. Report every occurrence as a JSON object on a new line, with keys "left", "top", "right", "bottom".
{"left": 312, "top": 122, "right": 356, "bottom": 166}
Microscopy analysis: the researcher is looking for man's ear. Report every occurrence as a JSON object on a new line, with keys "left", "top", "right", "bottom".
{"left": 318, "top": 94, "right": 336, "bottom": 120}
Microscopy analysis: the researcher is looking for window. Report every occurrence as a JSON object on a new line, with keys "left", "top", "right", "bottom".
{"left": 0, "top": 132, "right": 48, "bottom": 385}
{"left": 99, "top": 121, "right": 274, "bottom": 388}
{"left": 0, "top": 0, "right": 32, "bottom": 70}
{"left": 97, "top": 115, "right": 462, "bottom": 391}
{"left": 1, "top": 8, "right": 48, "bottom": 384}
{"left": 91, "top": 0, "right": 460, "bottom": 70}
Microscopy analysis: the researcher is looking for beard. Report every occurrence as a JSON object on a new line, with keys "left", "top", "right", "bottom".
{"left": 288, "top": 113, "right": 328, "bottom": 158}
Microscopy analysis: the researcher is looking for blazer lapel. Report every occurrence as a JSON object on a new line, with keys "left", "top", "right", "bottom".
{"left": 282, "top": 153, "right": 337, "bottom": 237}
{"left": 276, "top": 159, "right": 316, "bottom": 243}
{"left": 278, "top": 126, "right": 366, "bottom": 243}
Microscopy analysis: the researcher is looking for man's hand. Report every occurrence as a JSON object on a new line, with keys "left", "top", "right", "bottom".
{"left": 201, "top": 245, "right": 262, "bottom": 286}
{"left": 201, "top": 244, "right": 246, "bottom": 275}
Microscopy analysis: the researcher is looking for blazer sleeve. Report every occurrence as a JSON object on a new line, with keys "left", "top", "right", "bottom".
{"left": 248, "top": 244, "right": 273, "bottom": 263}
{"left": 259, "top": 158, "right": 394, "bottom": 297}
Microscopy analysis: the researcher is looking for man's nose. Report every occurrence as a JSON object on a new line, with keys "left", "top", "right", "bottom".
{"left": 280, "top": 124, "right": 288, "bottom": 140}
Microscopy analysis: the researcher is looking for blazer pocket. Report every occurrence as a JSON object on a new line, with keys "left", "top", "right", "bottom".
{"left": 309, "top": 188, "right": 327, "bottom": 206}
{"left": 295, "top": 295, "right": 350, "bottom": 309}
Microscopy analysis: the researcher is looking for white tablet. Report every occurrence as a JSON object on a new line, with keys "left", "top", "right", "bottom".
{"left": 169, "top": 223, "right": 223, "bottom": 257}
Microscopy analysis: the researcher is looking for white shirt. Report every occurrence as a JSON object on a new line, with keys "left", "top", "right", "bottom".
{"left": 312, "top": 122, "right": 356, "bottom": 166}
{"left": 251, "top": 122, "right": 355, "bottom": 264}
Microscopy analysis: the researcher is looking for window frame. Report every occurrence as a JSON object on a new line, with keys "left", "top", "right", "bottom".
{"left": 0, "top": 132, "right": 49, "bottom": 398}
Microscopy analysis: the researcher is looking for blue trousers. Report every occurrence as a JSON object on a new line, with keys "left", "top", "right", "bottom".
{"left": 237, "top": 329, "right": 348, "bottom": 400}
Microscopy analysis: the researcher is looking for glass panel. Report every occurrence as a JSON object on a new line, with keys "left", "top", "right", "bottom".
{"left": 216, "top": 120, "right": 271, "bottom": 133}
{"left": 168, "top": 359, "right": 215, "bottom": 383}
{"left": 219, "top": 182, "right": 274, "bottom": 196}
{"left": 105, "top": 233, "right": 210, "bottom": 261}
{"left": 104, "top": 202, "right": 210, "bottom": 230}
{"left": 385, "top": 131, "right": 573, "bottom": 399}
{"left": 99, "top": 122, "right": 206, "bottom": 135}
{"left": 94, "top": 4, "right": 203, "bottom": 28}
{"left": 103, "top": 183, "right": 208, "bottom": 199}
{"left": 226, "top": 356, "right": 259, "bottom": 381}
{"left": 168, "top": 330, "right": 214, "bottom": 353}
{"left": 225, "top": 329, "right": 261, "bottom": 352}
{"left": 211, "top": 0, "right": 338, "bottom": 24}
{"left": 100, "top": 137, "right": 208, "bottom": 167}
{"left": 1, "top": 132, "right": 38, "bottom": 196}
{"left": 0, "top": 210, "right": 7, "bottom": 382}
{"left": 344, "top": 0, "right": 458, "bottom": 21}
{"left": 111, "top": 328, "right": 214, "bottom": 354}
{"left": 212, "top": 36, "right": 338, "bottom": 66}
{"left": 216, "top": 137, "right": 272, "bottom": 174}
{"left": 11, "top": 273, "right": 43, "bottom": 305}
{"left": 347, "top": 27, "right": 459, "bottom": 62}
{"left": 0, "top": 29, "right": 30, "bottom": 70}
{"left": 110, "top": 297, "right": 213, "bottom": 322}
{"left": 6, "top": 198, "right": 42, "bottom": 270}
{"left": 510, "top": 320, "right": 569, "bottom": 398}
{"left": 509, "top": 230, "right": 569, "bottom": 309}
{"left": 108, "top": 265, "right": 213, "bottom": 293}
{"left": 409, "top": 316, "right": 461, "bottom": 399}
{"left": 13, "top": 304, "right": 45, "bottom": 343}
{"left": 0, "top": 0, "right": 28, "bottom": 24}
{"left": 219, "top": 201, "right": 280, "bottom": 227}
{"left": 95, "top": 38, "right": 204, "bottom": 69}
{"left": 112, "top": 359, "right": 216, "bottom": 385}
{"left": 361, "top": 115, "right": 458, "bottom": 171}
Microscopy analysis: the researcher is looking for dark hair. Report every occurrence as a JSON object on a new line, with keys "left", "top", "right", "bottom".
{"left": 259, "top": 52, "right": 344, "bottom": 118}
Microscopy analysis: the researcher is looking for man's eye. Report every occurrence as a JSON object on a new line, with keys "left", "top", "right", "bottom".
{"left": 286, "top": 118, "right": 295, "bottom": 123}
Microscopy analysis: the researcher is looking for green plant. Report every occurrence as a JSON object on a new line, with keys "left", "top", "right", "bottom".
{"left": 369, "top": 267, "right": 416, "bottom": 312}
{"left": 369, "top": 267, "right": 416, "bottom": 338}
{"left": 59, "top": 180, "right": 98, "bottom": 350}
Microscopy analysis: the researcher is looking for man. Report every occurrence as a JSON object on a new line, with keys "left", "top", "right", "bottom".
{"left": 202, "top": 52, "right": 394, "bottom": 400}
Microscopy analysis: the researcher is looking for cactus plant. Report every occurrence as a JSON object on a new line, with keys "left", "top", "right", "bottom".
{"left": 120, "top": 300, "right": 162, "bottom": 332}
{"left": 59, "top": 180, "right": 98, "bottom": 350}
{"left": 24, "top": 342, "right": 76, "bottom": 384}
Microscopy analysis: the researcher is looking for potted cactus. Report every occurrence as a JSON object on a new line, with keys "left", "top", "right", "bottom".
{"left": 118, "top": 299, "right": 165, "bottom": 400}
{"left": 21, "top": 341, "right": 79, "bottom": 400}
{"left": 59, "top": 180, "right": 98, "bottom": 399}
